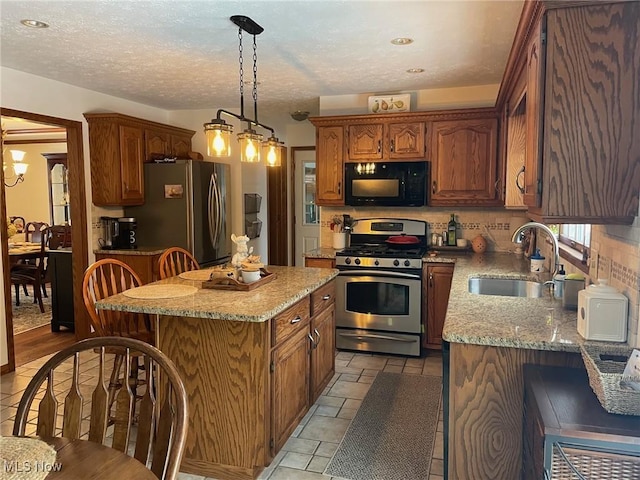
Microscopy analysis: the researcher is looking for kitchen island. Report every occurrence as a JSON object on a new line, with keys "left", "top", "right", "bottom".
{"left": 439, "top": 252, "right": 594, "bottom": 480}
{"left": 97, "top": 265, "right": 338, "bottom": 480}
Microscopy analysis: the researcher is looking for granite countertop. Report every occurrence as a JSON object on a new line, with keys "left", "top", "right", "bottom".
{"left": 94, "top": 247, "right": 166, "bottom": 255}
{"left": 96, "top": 265, "right": 338, "bottom": 323}
{"left": 441, "top": 252, "right": 589, "bottom": 352}
{"left": 304, "top": 247, "right": 343, "bottom": 259}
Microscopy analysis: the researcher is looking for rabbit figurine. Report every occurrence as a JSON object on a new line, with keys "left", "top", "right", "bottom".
{"left": 231, "top": 234, "right": 254, "bottom": 268}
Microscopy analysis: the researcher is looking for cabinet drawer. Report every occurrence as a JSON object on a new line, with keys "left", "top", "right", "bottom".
{"left": 311, "top": 280, "right": 335, "bottom": 316}
{"left": 272, "top": 297, "right": 310, "bottom": 347}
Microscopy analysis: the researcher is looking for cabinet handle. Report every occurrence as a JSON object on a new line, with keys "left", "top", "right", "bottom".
{"left": 429, "top": 272, "right": 434, "bottom": 288}
{"left": 338, "top": 182, "right": 341, "bottom": 195}
{"left": 390, "top": 139, "right": 395, "bottom": 153}
{"left": 377, "top": 140, "right": 381, "bottom": 153}
{"left": 432, "top": 181, "right": 437, "bottom": 195}
{"left": 314, "top": 328, "right": 320, "bottom": 346}
{"left": 124, "top": 182, "right": 129, "bottom": 193}
{"left": 290, "top": 316, "right": 301, "bottom": 324}
{"left": 307, "top": 333, "right": 317, "bottom": 349}
{"left": 516, "top": 166, "right": 525, "bottom": 194}
{"left": 322, "top": 294, "right": 331, "bottom": 301}
{"left": 495, "top": 178, "right": 501, "bottom": 194}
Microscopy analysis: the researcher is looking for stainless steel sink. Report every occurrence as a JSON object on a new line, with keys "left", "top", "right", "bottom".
{"left": 468, "top": 277, "right": 544, "bottom": 298}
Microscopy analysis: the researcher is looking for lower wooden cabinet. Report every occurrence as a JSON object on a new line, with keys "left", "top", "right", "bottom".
{"left": 310, "top": 305, "right": 335, "bottom": 403}
{"left": 422, "top": 263, "right": 454, "bottom": 348}
{"left": 94, "top": 250, "right": 162, "bottom": 284}
{"left": 304, "top": 257, "right": 336, "bottom": 269}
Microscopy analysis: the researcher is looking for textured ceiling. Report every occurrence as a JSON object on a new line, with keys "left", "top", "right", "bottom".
{"left": 1, "top": 1, "right": 524, "bottom": 116}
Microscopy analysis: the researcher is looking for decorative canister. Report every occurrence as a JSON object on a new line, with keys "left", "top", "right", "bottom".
{"left": 471, "top": 234, "right": 487, "bottom": 253}
{"left": 332, "top": 232, "right": 347, "bottom": 250}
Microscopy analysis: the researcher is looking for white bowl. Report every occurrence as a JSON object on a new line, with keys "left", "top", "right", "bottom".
{"left": 456, "top": 239, "right": 468, "bottom": 248}
{"left": 242, "top": 269, "right": 261, "bottom": 283}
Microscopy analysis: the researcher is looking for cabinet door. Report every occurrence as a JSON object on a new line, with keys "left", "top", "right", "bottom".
{"left": 118, "top": 125, "right": 145, "bottom": 203}
{"left": 423, "top": 264, "right": 454, "bottom": 348}
{"left": 429, "top": 118, "right": 499, "bottom": 205}
{"left": 347, "top": 123, "right": 384, "bottom": 160}
{"left": 95, "top": 252, "right": 160, "bottom": 285}
{"left": 504, "top": 68, "right": 528, "bottom": 209}
{"left": 388, "top": 122, "right": 425, "bottom": 159}
{"left": 145, "top": 129, "right": 170, "bottom": 161}
{"left": 304, "top": 257, "right": 335, "bottom": 269}
{"left": 271, "top": 327, "right": 311, "bottom": 453}
{"left": 310, "top": 307, "right": 335, "bottom": 403}
{"left": 523, "top": 20, "right": 544, "bottom": 208}
{"left": 316, "top": 126, "right": 345, "bottom": 205}
{"left": 170, "top": 134, "right": 192, "bottom": 158}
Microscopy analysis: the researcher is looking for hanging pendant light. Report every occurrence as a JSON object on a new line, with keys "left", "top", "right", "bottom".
{"left": 203, "top": 15, "right": 284, "bottom": 166}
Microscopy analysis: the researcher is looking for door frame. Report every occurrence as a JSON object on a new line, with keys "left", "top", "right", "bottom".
{"left": 290, "top": 146, "right": 317, "bottom": 266}
{"left": 1, "top": 108, "right": 90, "bottom": 374}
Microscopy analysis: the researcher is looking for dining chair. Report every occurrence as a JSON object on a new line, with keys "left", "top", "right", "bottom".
{"left": 158, "top": 246, "right": 200, "bottom": 279}
{"left": 82, "top": 259, "right": 155, "bottom": 415}
{"left": 13, "top": 337, "right": 189, "bottom": 480}
{"left": 10, "top": 233, "right": 47, "bottom": 313}
{"left": 24, "top": 221, "right": 50, "bottom": 244}
{"left": 47, "top": 224, "right": 72, "bottom": 249}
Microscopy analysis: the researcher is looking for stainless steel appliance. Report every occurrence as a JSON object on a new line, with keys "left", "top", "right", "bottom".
{"left": 125, "top": 160, "right": 231, "bottom": 266}
{"left": 116, "top": 217, "right": 137, "bottom": 249}
{"left": 344, "top": 161, "right": 428, "bottom": 207}
{"left": 99, "top": 216, "right": 120, "bottom": 249}
{"left": 335, "top": 218, "right": 428, "bottom": 356}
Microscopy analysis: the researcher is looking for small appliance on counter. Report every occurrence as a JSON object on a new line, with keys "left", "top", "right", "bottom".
{"left": 99, "top": 216, "right": 120, "bottom": 250}
{"left": 577, "top": 279, "right": 628, "bottom": 342}
{"left": 116, "top": 217, "right": 137, "bottom": 249}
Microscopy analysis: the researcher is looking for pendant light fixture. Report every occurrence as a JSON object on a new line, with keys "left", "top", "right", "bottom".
{"left": 204, "top": 15, "right": 284, "bottom": 167}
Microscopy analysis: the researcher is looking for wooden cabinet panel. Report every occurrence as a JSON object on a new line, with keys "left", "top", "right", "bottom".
{"left": 422, "top": 263, "right": 454, "bottom": 348}
{"left": 145, "top": 129, "right": 170, "bottom": 160}
{"left": 95, "top": 252, "right": 160, "bottom": 285}
{"left": 310, "top": 306, "right": 335, "bottom": 403}
{"left": 310, "top": 279, "right": 335, "bottom": 316}
{"left": 347, "top": 123, "right": 384, "bottom": 160}
{"left": 272, "top": 297, "right": 310, "bottom": 347}
{"left": 271, "top": 326, "right": 310, "bottom": 453}
{"left": 118, "top": 125, "right": 145, "bottom": 203}
{"left": 429, "top": 118, "right": 499, "bottom": 205}
{"left": 316, "top": 126, "right": 345, "bottom": 205}
{"left": 504, "top": 68, "right": 527, "bottom": 209}
{"left": 304, "top": 257, "right": 336, "bottom": 269}
{"left": 170, "top": 134, "right": 192, "bottom": 157}
{"left": 387, "top": 121, "right": 425, "bottom": 159}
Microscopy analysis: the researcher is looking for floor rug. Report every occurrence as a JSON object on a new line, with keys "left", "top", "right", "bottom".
{"left": 325, "top": 372, "right": 441, "bottom": 480}
{"left": 10, "top": 285, "right": 52, "bottom": 335}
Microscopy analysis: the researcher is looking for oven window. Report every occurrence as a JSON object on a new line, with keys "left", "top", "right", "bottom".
{"left": 345, "top": 281, "right": 409, "bottom": 315}
{"left": 352, "top": 179, "right": 399, "bottom": 198}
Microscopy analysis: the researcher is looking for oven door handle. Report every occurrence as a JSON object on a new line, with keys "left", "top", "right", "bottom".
{"left": 338, "top": 332, "right": 417, "bottom": 343}
{"left": 338, "top": 270, "right": 421, "bottom": 280}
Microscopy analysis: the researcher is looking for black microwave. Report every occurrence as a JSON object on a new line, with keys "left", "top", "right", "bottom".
{"left": 344, "top": 161, "right": 428, "bottom": 207}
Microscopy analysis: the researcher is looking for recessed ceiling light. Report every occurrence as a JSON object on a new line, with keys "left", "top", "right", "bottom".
{"left": 20, "top": 19, "right": 49, "bottom": 28}
{"left": 391, "top": 37, "right": 413, "bottom": 46}
{"left": 406, "top": 68, "right": 425, "bottom": 74}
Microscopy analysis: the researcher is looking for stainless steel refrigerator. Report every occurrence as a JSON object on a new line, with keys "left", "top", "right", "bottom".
{"left": 125, "top": 160, "right": 231, "bottom": 266}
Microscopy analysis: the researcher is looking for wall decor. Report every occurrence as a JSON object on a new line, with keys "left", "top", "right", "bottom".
{"left": 368, "top": 94, "right": 410, "bottom": 113}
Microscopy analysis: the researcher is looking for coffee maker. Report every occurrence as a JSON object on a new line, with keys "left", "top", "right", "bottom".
{"left": 117, "top": 217, "right": 137, "bottom": 249}
{"left": 99, "top": 216, "right": 120, "bottom": 250}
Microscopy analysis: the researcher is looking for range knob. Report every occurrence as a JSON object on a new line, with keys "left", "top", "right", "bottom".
{"left": 345, "top": 258, "right": 351, "bottom": 265}
{"left": 404, "top": 260, "right": 411, "bottom": 267}
{"left": 374, "top": 259, "right": 380, "bottom": 266}
{"left": 355, "top": 258, "right": 361, "bottom": 265}
{"left": 393, "top": 259, "right": 400, "bottom": 267}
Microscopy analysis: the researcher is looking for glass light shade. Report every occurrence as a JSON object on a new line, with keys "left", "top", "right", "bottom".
{"left": 237, "top": 130, "right": 263, "bottom": 163}
{"left": 13, "top": 162, "right": 28, "bottom": 176}
{"left": 204, "top": 121, "right": 233, "bottom": 157}
{"left": 262, "top": 136, "right": 284, "bottom": 167}
{"left": 10, "top": 150, "right": 26, "bottom": 162}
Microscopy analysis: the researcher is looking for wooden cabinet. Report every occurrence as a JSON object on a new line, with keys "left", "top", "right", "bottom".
{"left": 422, "top": 263, "right": 454, "bottom": 348}
{"left": 347, "top": 121, "right": 425, "bottom": 161}
{"left": 95, "top": 250, "right": 161, "bottom": 285}
{"left": 501, "top": 3, "right": 640, "bottom": 224}
{"left": 310, "top": 280, "right": 336, "bottom": 403}
{"left": 503, "top": 64, "right": 528, "bottom": 209}
{"left": 429, "top": 117, "right": 500, "bottom": 206}
{"left": 85, "top": 113, "right": 195, "bottom": 206}
{"left": 304, "top": 257, "right": 336, "bottom": 269}
{"left": 315, "top": 125, "right": 345, "bottom": 205}
{"left": 48, "top": 250, "right": 74, "bottom": 332}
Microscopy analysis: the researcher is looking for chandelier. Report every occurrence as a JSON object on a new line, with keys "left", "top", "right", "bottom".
{"left": 204, "top": 15, "right": 284, "bottom": 167}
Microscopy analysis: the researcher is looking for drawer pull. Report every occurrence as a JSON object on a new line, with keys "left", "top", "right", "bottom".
{"left": 290, "top": 316, "right": 302, "bottom": 324}
{"left": 322, "top": 294, "right": 331, "bottom": 301}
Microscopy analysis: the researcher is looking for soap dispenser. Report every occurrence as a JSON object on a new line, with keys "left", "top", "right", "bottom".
{"left": 530, "top": 249, "right": 545, "bottom": 272}
{"left": 553, "top": 264, "right": 566, "bottom": 299}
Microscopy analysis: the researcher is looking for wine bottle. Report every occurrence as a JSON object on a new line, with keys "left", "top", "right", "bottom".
{"left": 447, "top": 214, "right": 457, "bottom": 246}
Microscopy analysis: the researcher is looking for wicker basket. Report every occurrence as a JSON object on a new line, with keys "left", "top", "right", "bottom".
{"left": 580, "top": 344, "right": 640, "bottom": 416}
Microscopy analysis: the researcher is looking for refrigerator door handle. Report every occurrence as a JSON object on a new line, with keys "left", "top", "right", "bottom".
{"left": 216, "top": 172, "right": 224, "bottom": 247}
{"left": 208, "top": 173, "right": 218, "bottom": 247}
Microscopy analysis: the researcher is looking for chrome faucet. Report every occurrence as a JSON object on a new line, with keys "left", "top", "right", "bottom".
{"left": 511, "top": 222, "right": 560, "bottom": 278}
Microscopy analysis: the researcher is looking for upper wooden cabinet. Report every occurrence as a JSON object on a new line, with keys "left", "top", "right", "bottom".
{"left": 429, "top": 117, "right": 500, "bottom": 206}
{"left": 315, "top": 125, "right": 345, "bottom": 206}
{"left": 503, "top": 64, "right": 528, "bottom": 210}
{"left": 498, "top": 2, "right": 640, "bottom": 224}
{"left": 85, "top": 113, "right": 195, "bottom": 206}
{"left": 347, "top": 121, "right": 425, "bottom": 161}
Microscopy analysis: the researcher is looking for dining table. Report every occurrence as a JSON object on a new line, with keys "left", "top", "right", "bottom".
{"left": 0, "top": 436, "right": 158, "bottom": 480}
{"left": 8, "top": 242, "right": 47, "bottom": 266}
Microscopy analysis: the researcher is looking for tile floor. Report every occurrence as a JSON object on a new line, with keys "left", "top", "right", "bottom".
{"left": 0, "top": 350, "right": 444, "bottom": 480}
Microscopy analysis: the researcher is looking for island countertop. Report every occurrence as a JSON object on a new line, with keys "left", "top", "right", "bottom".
{"left": 441, "top": 252, "right": 587, "bottom": 353}
{"left": 96, "top": 265, "right": 338, "bottom": 322}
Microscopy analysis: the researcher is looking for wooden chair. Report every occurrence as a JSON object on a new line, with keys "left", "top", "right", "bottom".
{"left": 82, "top": 259, "right": 155, "bottom": 416}
{"left": 24, "top": 221, "right": 49, "bottom": 244}
{"left": 13, "top": 337, "right": 189, "bottom": 480}
{"left": 10, "top": 233, "right": 47, "bottom": 312}
{"left": 47, "top": 224, "right": 72, "bottom": 249}
{"left": 158, "top": 246, "right": 200, "bottom": 279}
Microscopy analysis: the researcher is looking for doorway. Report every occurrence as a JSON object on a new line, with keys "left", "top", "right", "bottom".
{"left": 291, "top": 147, "right": 319, "bottom": 266}
{"left": 1, "top": 108, "right": 90, "bottom": 372}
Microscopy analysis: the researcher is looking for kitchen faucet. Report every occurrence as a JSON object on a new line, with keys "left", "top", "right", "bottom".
{"left": 511, "top": 222, "right": 560, "bottom": 278}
